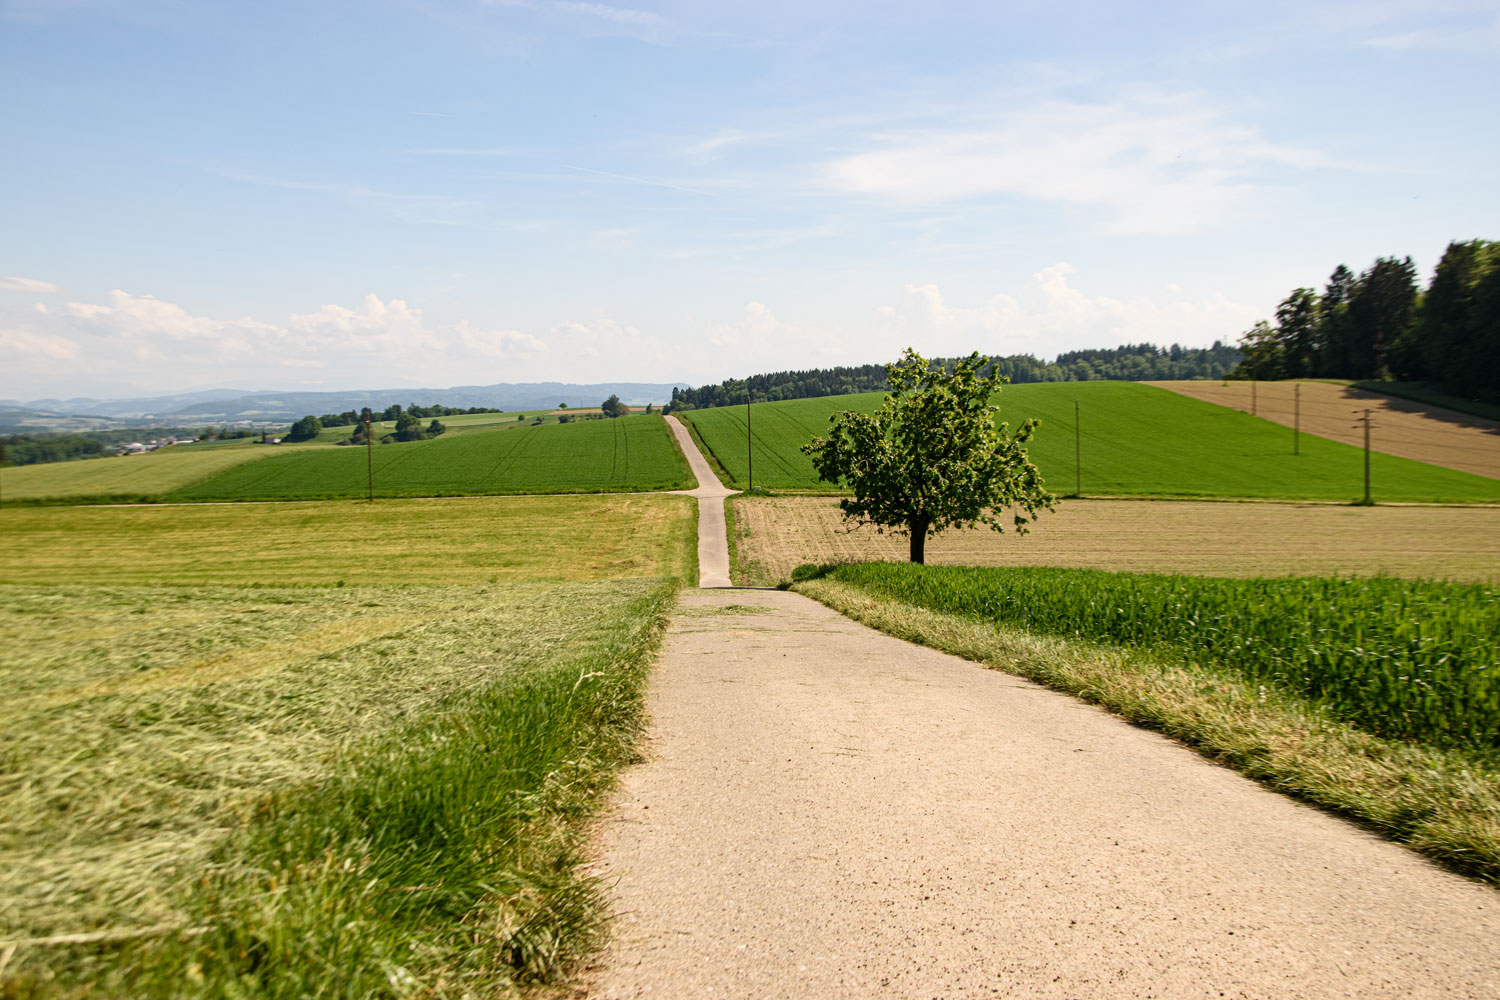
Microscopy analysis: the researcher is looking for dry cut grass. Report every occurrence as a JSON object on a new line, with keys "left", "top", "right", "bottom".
{"left": 731, "top": 496, "right": 1500, "bottom": 586}
{"left": 0, "top": 493, "right": 697, "bottom": 587}
{"left": 0, "top": 581, "right": 658, "bottom": 944}
{"left": 1148, "top": 379, "right": 1500, "bottom": 481}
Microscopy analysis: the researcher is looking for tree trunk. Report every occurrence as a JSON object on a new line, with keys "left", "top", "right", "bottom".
{"left": 909, "top": 516, "right": 930, "bottom": 564}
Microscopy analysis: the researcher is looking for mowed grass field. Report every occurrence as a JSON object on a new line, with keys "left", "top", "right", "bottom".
{"left": 0, "top": 493, "right": 696, "bottom": 586}
{"left": 0, "top": 495, "right": 695, "bottom": 995}
{"left": 171, "top": 413, "right": 692, "bottom": 501}
{"left": 679, "top": 381, "right": 1500, "bottom": 502}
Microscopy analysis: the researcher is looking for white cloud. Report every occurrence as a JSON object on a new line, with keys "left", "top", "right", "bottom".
{"left": 823, "top": 92, "right": 1330, "bottom": 235}
{"left": 0, "top": 327, "right": 80, "bottom": 360}
{"left": 874, "top": 263, "right": 1259, "bottom": 359}
{"left": 0, "top": 276, "right": 63, "bottom": 293}
{"left": 2, "top": 289, "right": 567, "bottom": 396}
{"left": 457, "top": 322, "right": 548, "bottom": 358}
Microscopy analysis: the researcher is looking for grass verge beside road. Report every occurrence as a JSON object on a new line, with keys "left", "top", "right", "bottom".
{"left": 793, "top": 569, "right": 1500, "bottom": 884}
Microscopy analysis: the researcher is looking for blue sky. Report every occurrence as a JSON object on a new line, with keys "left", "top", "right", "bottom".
{"left": 2, "top": 0, "right": 1497, "bottom": 399}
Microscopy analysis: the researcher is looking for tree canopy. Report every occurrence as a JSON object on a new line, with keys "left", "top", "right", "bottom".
{"left": 1231, "top": 240, "right": 1500, "bottom": 402}
{"left": 600, "top": 394, "right": 626, "bottom": 418}
{"left": 801, "top": 348, "right": 1055, "bottom": 563}
{"left": 284, "top": 415, "right": 322, "bottom": 442}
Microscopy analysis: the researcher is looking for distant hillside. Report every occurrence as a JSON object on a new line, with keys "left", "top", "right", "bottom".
{"left": 12, "top": 382, "right": 688, "bottom": 425}
{"left": 169, "top": 383, "right": 686, "bottom": 420}
{"left": 666, "top": 342, "right": 1242, "bottom": 411}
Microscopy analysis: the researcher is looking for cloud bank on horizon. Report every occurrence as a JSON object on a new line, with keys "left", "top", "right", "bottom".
{"left": 1, "top": 0, "right": 1496, "bottom": 398}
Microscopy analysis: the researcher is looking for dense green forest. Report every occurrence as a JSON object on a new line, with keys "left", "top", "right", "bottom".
{"left": 1, "top": 434, "right": 108, "bottom": 466}
{"left": 1234, "top": 240, "right": 1500, "bottom": 401}
{"left": 665, "top": 342, "right": 1241, "bottom": 411}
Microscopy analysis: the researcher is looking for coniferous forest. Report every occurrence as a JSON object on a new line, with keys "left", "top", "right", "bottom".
{"left": 1233, "top": 240, "right": 1500, "bottom": 402}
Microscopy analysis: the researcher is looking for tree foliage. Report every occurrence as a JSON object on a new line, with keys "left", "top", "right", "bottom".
{"left": 284, "top": 415, "right": 322, "bottom": 442}
{"left": 801, "top": 349, "right": 1055, "bottom": 563}
{"left": 600, "top": 394, "right": 626, "bottom": 418}
{"left": 1231, "top": 241, "right": 1500, "bottom": 402}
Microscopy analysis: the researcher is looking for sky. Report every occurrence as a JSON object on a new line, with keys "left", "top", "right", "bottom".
{"left": 2, "top": 0, "right": 1498, "bottom": 401}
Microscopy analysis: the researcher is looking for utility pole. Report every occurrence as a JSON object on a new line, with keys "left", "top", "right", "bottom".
{"left": 1354, "top": 408, "right": 1373, "bottom": 504}
{"left": 746, "top": 384, "right": 753, "bottom": 492}
{"left": 1074, "top": 399, "right": 1082, "bottom": 497}
{"left": 1251, "top": 379, "right": 1257, "bottom": 417}
{"left": 364, "top": 410, "right": 375, "bottom": 502}
{"left": 1293, "top": 383, "right": 1300, "bottom": 456}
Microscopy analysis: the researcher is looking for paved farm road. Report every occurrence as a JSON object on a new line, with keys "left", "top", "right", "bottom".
{"left": 590, "top": 420, "right": 1500, "bottom": 998}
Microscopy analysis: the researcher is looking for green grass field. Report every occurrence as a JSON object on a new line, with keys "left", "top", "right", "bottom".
{"left": 170, "top": 413, "right": 691, "bottom": 501}
{"left": 0, "top": 496, "right": 694, "bottom": 994}
{"left": 0, "top": 438, "right": 317, "bottom": 503}
{"left": 677, "top": 381, "right": 1500, "bottom": 502}
{"left": 0, "top": 410, "right": 633, "bottom": 504}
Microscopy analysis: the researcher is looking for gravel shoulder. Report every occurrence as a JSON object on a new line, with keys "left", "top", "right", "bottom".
{"left": 590, "top": 588, "right": 1500, "bottom": 999}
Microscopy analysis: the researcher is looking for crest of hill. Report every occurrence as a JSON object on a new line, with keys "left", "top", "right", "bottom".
{"left": 664, "top": 342, "right": 1241, "bottom": 411}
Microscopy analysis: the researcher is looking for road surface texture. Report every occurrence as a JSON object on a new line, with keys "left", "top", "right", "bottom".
{"left": 590, "top": 591, "right": 1499, "bottom": 999}
{"left": 1147, "top": 379, "right": 1500, "bottom": 480}
{"left": 664, "top": 414, "right": 735, "bottom": 588}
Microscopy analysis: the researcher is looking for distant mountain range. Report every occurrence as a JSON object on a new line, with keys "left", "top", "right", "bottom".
{"left": 2, "top": 382, "right": 688, "bottom": 426}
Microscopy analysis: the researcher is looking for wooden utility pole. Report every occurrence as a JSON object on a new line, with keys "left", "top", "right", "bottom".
{"left": 364, "top": 411, "right": 375, "bottom": 502}
{"left": 1355, "top": 408, "right": 1373, "bottom": 504}
{"left": 1293, "top": 383, "right": 1300, "bottom": 455}
{"left": 1074, "top": 400, "right": 1082, "bottom": 497}
{"left": 746, "top": 385, "right": 753, "bottom": 492}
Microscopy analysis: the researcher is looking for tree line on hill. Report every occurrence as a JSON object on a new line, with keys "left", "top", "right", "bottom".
{"left": 663, "top": 342, "right": 1241, "bottom": 411}
{"left": 1232, "top": 240, "right": 1500, "bottom": 401}
{"left": 314, "top": 403, "right": 502, "bottom": 429}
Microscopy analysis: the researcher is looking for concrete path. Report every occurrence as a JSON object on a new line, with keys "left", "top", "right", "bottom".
{"left": 664, "top": 414, "right": 736, "bottom": 588}
{"left": 591, "top": 589, "right": 1500, "bottom": 999}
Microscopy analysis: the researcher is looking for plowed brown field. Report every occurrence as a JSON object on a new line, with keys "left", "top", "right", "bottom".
{"left": 1146, "top": 380, "right": 1500, "bottom": 480}
{"left": 731, "top": 496, "right": 1500, "bottom": 585}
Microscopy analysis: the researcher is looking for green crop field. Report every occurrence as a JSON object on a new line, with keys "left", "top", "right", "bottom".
{"left": 817, "top": 562, "right": 1500, "bottom": 754}
{"left": 0, "top": 495, "right": 694, "bottom": 994}
{"left": 170, "top": 413, "right": 692, "bottom": 501}
{"left": 677, "top": 381, "right": 1500, "bottom": 502}
{"left": 0, "top": 438, "right": 322, "bottom": 503}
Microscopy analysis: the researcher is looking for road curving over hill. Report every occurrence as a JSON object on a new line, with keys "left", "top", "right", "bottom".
{"left": 590, "top": 588, "right": 1500, "bottom": 999}
{"left": 664, "top": 414, "right": 736, "bottom": 588}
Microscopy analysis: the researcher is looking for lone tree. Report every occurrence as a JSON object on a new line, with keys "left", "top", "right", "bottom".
{"left": 802, "top": 348, "right": 1055, "bottom": 563}
{"left": 600, "top": 394, "right": 627, "bottom": 418}
{"left": 285, "top": 414, "right": 322, "bottom": 442}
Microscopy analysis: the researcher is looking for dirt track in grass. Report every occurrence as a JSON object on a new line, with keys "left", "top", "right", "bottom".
{"left": 730, "top": 496, "right": 1500, "bottom": 586}
{"left": 1147, "top": 379, "right": 1500, "bottom": 480}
